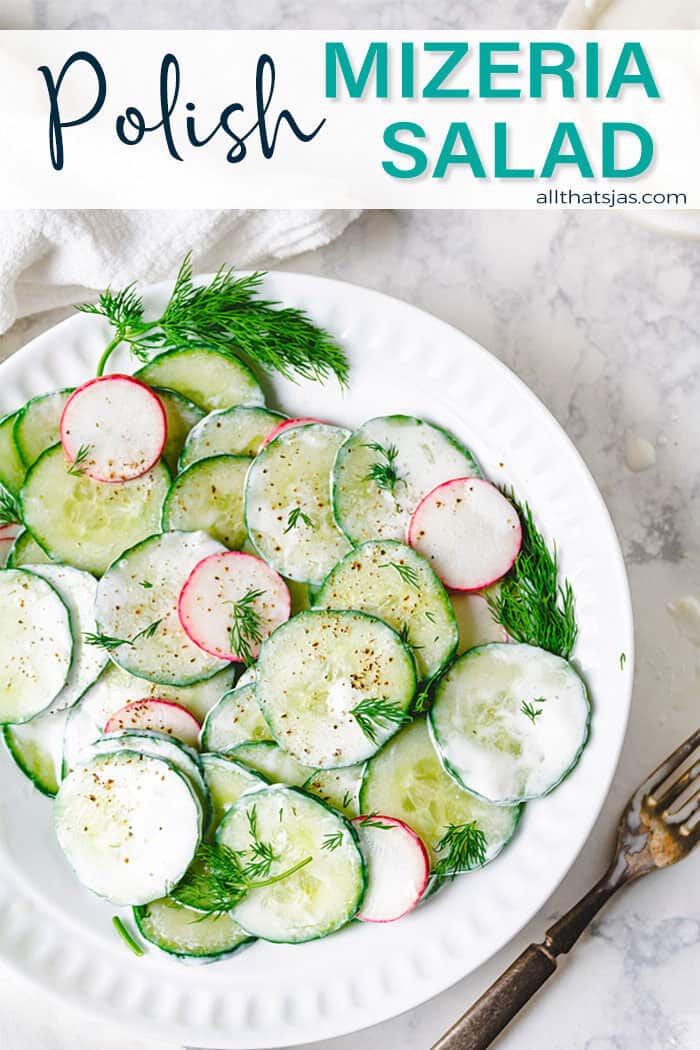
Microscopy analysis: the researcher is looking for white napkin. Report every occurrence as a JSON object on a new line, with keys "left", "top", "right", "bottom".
{"left": 0, "top": 209, "right": 361, "bottom": 334}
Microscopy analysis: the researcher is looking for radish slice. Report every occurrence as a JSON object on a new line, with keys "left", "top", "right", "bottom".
{"left": 353, "top": 815, "right": 429, "bottom": 923}
{"left": 409, "top": 478, "right": 521, "bottom": 591}
{"left": 60, "top": 375, "right": 167, "bottom": 483}
{"left": 178, "top": 551, "right": 291, "bottom": 663}
{"left": 104, "top": 698, "right": 201, "bottom": 748}
{"left": 451, "top": 592, "right": 508, "bottom": 654}
{"left": 261, "top": 417, "right": 322, "bottom": 447}
{"left": 0, "top": 524, "right": 22, "bottom": 567}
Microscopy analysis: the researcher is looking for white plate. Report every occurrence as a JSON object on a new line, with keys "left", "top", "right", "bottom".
{"left": 0, "top": 272, "right": 633, "bottom": 1048}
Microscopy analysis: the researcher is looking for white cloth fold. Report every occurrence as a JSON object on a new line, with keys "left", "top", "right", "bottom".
{"left": 0, "top": 209, "right": 361, "bottom": 333}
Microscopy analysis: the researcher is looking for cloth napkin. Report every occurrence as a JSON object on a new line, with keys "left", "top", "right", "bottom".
{"left": 0, "top": 206, "right": 359, "bottom": 1050}
{"left": 0, "top": 209, "right": 361, "bottom": 334}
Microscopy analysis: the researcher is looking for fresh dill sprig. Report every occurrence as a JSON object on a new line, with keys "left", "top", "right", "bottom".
{"left": 341, "top": 790, "right": 354, "bottom": 811}
{"left": 284, "top": 507, "right": 315, "bottom": 533}
{"left": 364, "top": 442, "right": 401, "bottom": 495}
{"left": 351, "top": 697, "right": 411, "bottom": 745}
{"left": 111, "top": 915, "right": 144, "bottom": 957}
{"left": 226, "top": 588, "right": 266, "bottom": 666}
{"left": 433, "top": 822, "right": 487, "bottom": 880}
{"left": 84, "top": 618, "right": 162, "bottom": 652}
{"left": 398, "top": 622, "right": 423, "bottom": 650}
{"left": 140, "top": 580, "right": 153, "bottom": 589}
{"left": 80, "top": 254, "right": 349, "bottom": 387}
{"left": 380, "top": 561, "right": 420, "bottom": 591}
{"left": 486, "top": 489, "right": 578, "bottom": 660}
{"left": 321, "top": 830, "right": 344, "bottom": 852}
{"left": 619, "top": 652, "right": 626, "bottom": 670}
{"left": 171, "top": 837, "right": 312, "bottom": 917}
{"left": 521, "top": 699, "right": 545, "bottom": 724}
{"left": 66, "top": 443, "right": 92, "bottom": 477}
{"left": 355, "top": 813, "right": 396, "bottom": 830}
{"left": 0, "top": 486, "right": 20, "bottom": 527}
{"left": 411, "top": 683, "right": 433, "bottom": 715}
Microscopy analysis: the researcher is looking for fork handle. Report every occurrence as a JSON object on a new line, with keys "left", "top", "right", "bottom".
{"left": 431, "top": 874, "right": 619, "bottom": 1050}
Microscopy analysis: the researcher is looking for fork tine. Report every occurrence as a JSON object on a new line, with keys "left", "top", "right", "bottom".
{"left": 636, "top": 728, "right": 700, "bottom": 803}
{"left": 654, "top": 758, "right": 700, "bottom": 813}
{"left": 663, "top": 785, "right": 700, "bottom": 826}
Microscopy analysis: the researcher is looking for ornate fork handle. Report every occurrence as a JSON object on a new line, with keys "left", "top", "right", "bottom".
{"left": 431, "top": 871, "right": 622, "bottom": 1050}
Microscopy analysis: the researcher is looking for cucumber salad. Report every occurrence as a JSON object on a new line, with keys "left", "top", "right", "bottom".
{"left": 0, "top": 261, "right": 589, "bottom": 962}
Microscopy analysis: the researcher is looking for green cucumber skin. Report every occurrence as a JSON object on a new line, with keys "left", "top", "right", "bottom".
{"left": 6, "top": 529, "right": 53, "bottom": 569}
{"left": 178, "top": 405, "right": 286, "bottom": 471}
{"left": 222, "top": 785, "right": 368, "bottom": 945}
{"left": 2, "top": 726, "right": 59, "bottom": 798}
{"left": 132, "top": 904, "right": 255, "bottom": 962}
{"left": 331, "top": 414, "right": 483, "bottom": 546}
{"left": 428, "top": 643, "right": 591, "bottom": 805}
{"left": 96, "top": 531, "right": 227, "bottom": 689}
{"left": 13, "top": 388, "right": 74, "bottom": 468}
{"left": 315, "top": 539, "right": 458, "bottom": 685}
{"left": 151, "top": 386, "right": 206, "bottom": 476}
{"left": 0, "top": 413, "right": 26, "bottom": 494}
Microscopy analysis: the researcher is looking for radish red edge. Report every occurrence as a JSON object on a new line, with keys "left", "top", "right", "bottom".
{"left": 261, "top": 417, "right": 324, "bottom": 447}
{"left": 408, "top": 476, "right": 522, "bottom": 592}
{"left": 353, "top": 815, "right": 430, "bottom": 923}
{"left": 177, "top": 550, "right": 292, "bottom": 663}
{"left": 60, "top": 374, "right": 167, "bottom": 484}
{"left": 104, "top": 698, "right": 201, "bottom": 746}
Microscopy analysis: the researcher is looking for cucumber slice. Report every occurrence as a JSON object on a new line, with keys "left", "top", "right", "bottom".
{"left": 332, "top": 415, "right": 482, "bottom": 545}
{"left": 6, "top": 528, "right": 53, "bottom": 568}
{"left": 360, "top": 719, "right": 519, "bottom": 870}
{"left": 162, "top": 455, "right": 250, "bottom": 550}
{"left": 316, "top": 540, "right": 457, "bottom": 682}
{"left": 3, "top": 707, "right": 68, "bottom": 797}
{"left": 255, "top": 610, "right": 416, "bottom": 768}
{"left": 29, "top": 565, "right": 107, "bottom": 713}
{"left": 55, "top": 750, "right": 203, "bottom": 905}
{"left": 230, "top": 741, "right": 314, "bottom": 786}
{"left": 134, "top": 897, "right": 253, "bottom": 961}
{"left": 63, "top": 663, "right": 234, "bottom": 774}
{"left": 0, "top": 568, "right": 73, "bottom": 724}
{"left": 89, "top": 730, "right": 210, "bottom": 829}
{"left": 430, "top": 643, "right": 590, "bottom": 803}
{"left": 222, "top": 786, "right": 366, "bottom": 943}
{"left": 14, "top": 389, "right": 73, "bottom": 468}
{"left": 287, "top": 577, "right": 313, "bottom": 615}
{"left": 135, "top": 347, "right": 264, "bottom": 413}
{"left": 20, "top": 445, "right": 171, "bottom": 576}
{"left": 200, "top": 753, "right": 268, "bottom": 830}
{"left": 200, "top": 684, "right": 272, "bottom": 752}
{"left": 0, "top": 413, "right": 25, "bottom": 494}
{"left": 303, "top": 765, "right": 364, "bottom": 817}
{"left": 245, "top": 423, "right": 352, "bottom": 585}
{"left": 151, "top": 387, "right": 205, "bottom": 475}
{"left": 94, "top": 530, "right": 228, "bottom": 686}
{"left": 179, "top": 406, "right": 285, "bottom": 470}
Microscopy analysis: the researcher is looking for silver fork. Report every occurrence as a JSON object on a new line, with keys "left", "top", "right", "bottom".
{"left": 432, "top": 727, "right": 700, "bottom": 1050}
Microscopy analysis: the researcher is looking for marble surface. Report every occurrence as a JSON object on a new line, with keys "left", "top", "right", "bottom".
{"left": 0, "top": 4, "right": 699, "bottom": 1050}
{"left": 1, "top": 207, "right": 698, "bottom": 1050}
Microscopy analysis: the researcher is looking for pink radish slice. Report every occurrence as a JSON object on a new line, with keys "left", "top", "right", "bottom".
{"left": 178, "top": 551, "right": 291, "bottom": 662}
{"left": 104, "top": 699, "right": 201, "bottom": 747}
{"left": 353, "top": 815, "right": 430, "bottom": 923}
{"left": 451, "top": 592, "right": 508, "bottom": 654}
{"left": 261, "top": 417, "right": 323, "bottom": 447}
{"left": 408, "top": 477, "right": 521, "bottom": 592}
{"left": 0, "top": 524, "right": 22, "bottom": 567}
{"left": 60, "top": 375, "right": 167, "bottom": 483}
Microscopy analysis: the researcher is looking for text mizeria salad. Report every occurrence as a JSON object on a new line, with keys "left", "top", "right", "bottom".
{"left": 0, "top": 261, "right": 588, "bottom": 961}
